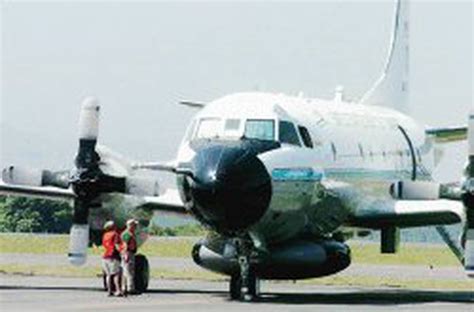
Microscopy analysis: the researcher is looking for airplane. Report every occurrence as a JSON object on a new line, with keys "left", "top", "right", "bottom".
{"left": 0, "top": 0, "right": 472, "bottom": 301}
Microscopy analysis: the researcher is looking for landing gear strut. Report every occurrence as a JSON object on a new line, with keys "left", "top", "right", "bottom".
{"left": 229, "top": 240, "right": 260, "bottom": 301}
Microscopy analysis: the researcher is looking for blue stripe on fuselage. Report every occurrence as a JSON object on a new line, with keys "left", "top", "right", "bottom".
{"left": 272, "top": 168, "right": 324, "bottom": 182}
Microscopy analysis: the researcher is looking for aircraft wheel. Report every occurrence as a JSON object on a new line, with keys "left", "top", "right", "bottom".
{"left": 247, "top": 271, "right": 259, "bottom": 299}
{"left": 134, "top": 254, "right": 150, "bottom": 293}
{"left": 242, "top": 269, "right": 259, "bottom": 301}
{"left": 229, "top": 274, "right": 242, "bottom": 300}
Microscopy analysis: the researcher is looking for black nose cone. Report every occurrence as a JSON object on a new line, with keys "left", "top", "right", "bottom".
{"left": 187, "top": 143, "right": 272, "bottom": 232}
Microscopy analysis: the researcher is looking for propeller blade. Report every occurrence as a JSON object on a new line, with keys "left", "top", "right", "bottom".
{"left": 466, "top": 112, "right": 474, "bottom": 181}
{"left": 463, "top": 111, "right": 474, "bottom": 277}
{"left": 76, "top": 97, "right": 100, "bottom": 170}
{"left": 2, "top": 166, "right": 70, "bottom": 189}
{"left": 68, "top": 97, "right": 101, "bottom": 266}
{"left": 68, "top": 223, "right": 90, "bottom": 266}
{"left": 68, "top": 199, "right": 90, "bottom": 266}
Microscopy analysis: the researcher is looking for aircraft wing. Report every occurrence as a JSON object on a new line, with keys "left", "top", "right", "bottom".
{"left": 139, "top": 188, "right": 188, "bottom": 216}
{"left": 324, "top": 181, "right": 465, "bottom": 229}
{"left": 348, "top": 198, "right": 464, "bottom": 229}
{"left": 0, "top": 181, "right": 75, "bottom": 201}
{"left": 426, "top": 125, "right": 467, "bottom": 143}
{"left": 131, "top": 160, "right": 177, "bottom": 172}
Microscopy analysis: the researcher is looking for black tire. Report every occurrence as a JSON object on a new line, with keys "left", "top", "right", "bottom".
{"left": 229, "top": 274, "right": 242, "bottom": 300}
{"left": 134, "top": 254, "right": 150, "bottom": 293}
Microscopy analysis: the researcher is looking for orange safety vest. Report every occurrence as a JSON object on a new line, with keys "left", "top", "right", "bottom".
{"left": 102, "top": 231, "right": 120, "bottom": 259}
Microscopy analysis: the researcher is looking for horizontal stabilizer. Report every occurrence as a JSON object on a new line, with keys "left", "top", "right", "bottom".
{"left": 426, "top": 126, "right": 467, "bottom": 143}
{"left": 179, "top": 101, "right": 206, "bottom": 109}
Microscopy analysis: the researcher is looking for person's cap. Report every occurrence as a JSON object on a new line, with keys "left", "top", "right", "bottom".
{"left": 103, "top": 220, "right": 115, "bottom": 230}
{"left": 126, "top": 219, "right": 138, "bottom": 227}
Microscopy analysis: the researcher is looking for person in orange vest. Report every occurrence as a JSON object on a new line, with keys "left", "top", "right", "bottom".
{"left": 102, "top": 220, "right": 123, "bottom": 297}
{"left": 121, "top": 219, "right": 138, "bottom": 295}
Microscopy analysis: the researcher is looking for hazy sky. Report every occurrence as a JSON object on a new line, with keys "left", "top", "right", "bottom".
{"left": 0, "top": 0, "right": 472, "bottom": 183}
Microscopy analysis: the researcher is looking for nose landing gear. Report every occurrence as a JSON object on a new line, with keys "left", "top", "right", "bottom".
{"left": 229, "top": 240, "right": 260, "bottom": 301}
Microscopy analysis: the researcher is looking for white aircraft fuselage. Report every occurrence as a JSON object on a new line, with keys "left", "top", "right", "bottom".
{"left": 174, "top": 92, "right": 434, "bottom": 245}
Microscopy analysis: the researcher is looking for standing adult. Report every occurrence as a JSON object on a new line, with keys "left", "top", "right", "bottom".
{"left": 121, "top": 219, "right": 138, "bottom": 295}
{"left": 102, "top": 220, "right": 123, "bottom": 297}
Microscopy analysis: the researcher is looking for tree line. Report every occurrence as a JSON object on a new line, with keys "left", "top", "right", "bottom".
{"left": 0, "top": 196, "right": 204, "bottom": 235}
{"left": 0, "top": 196, "right": 72, "bottom": 233}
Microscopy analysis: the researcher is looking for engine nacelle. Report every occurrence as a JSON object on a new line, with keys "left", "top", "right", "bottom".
{"left": 193, "top": 239, "right": 351, "bottom": 280}
{"left": 125, "top": 175, "right": 160, "bottom": 196}
{"left": 2, "top": 166, "right": 43, "bottom": 186}
{"left": 390, "top": 180, "right": 440, "bottom": 200}
{"left": 96, "top": 146, "right": 160, "bottom": 196}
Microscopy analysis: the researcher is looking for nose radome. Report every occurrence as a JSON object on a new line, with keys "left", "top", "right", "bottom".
{"left": 189, "top": 144, "right": 272, "bottom": 232}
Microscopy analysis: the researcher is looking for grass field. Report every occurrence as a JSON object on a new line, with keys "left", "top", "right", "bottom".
{"left": 0, "top": 233, "right": 461, "bottom": 266}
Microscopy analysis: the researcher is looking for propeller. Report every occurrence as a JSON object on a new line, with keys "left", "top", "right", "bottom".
{"left": 67, "top": 97, "right": 101, "bottom": 266}
{"left": 461, "top": 111, "right": 474, "bottom": 276}
{"left": 68, "top": 98, "right": 132, "bottom": 265}
{"left": 2, "top": 97, "right": 158, "bottom": 266}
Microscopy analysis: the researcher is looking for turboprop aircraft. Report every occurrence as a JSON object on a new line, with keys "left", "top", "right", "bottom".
{"left": 0, "top": 0, "right": 472, "bottom": 301}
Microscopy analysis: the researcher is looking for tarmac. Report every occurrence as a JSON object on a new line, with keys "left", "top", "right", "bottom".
{"left": 0, "top": 275, "right": 473, "bottom": 312}
{"left": 0, "top": 253, "right": 469, "bottom": 281}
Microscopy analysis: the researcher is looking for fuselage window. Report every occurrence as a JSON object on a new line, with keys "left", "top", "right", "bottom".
{"left": 298, "top": 126, "right": 313, "bottom": 148}
{"left": 279, "top": 121, "right": 301, "bottom": 146}
{"left": 196, "top": 118, "right": 221, "bottom": 139}
{"left": 244, "top": 119, "right": 275, "bottom": 141}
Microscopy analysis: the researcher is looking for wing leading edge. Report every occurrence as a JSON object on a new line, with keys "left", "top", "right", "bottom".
{"left": 348, "top": 199, "right": 464, "bottom": 229}
{"left": 0, "top": 182, "right": 75, "bottom": 201}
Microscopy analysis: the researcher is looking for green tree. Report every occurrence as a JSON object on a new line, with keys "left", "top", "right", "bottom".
{"left": 0, "top": 196, "right": 72, "bottom": 233}
{"left": 149, "top": 223, "right": 205, "bottom": 236}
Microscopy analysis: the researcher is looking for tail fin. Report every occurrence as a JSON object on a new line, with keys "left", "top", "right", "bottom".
{"left": 359, "top": 0, "right": 410, "bottom": 114}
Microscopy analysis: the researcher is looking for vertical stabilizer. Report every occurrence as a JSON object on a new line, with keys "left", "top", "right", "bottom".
{"left": 359, "top": 0, "right": 410, "bottom": 114}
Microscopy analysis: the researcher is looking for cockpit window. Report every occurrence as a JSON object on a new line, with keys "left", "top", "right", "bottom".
{"left": 298, "top": 126, "right": 313, "bottom": 148}
{"left": 196, "top": 118, "right": 221, "bottom": 139}
{"left": 244, "top": 119, "right": 275, "bottom": 141}
{"left": 225, "top": 119, "right": 240, "bottom": 131}
{"left": 184, "top": 120, "right": 197, "bottom": 142}
{"left": 279, "top": 121, "right": 301, "bottom": 146}
{"left": 223, "top": 119, "right": 241, "bottom": 137}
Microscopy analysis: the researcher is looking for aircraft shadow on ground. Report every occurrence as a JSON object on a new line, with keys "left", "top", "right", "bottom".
{"left": 1, "top": 286, "right": 472, "bottom": 305}
{"left": 0, "top": 285, "right": 104, "bottom": 292}
{"left": 150, "top": 288, "right": 474, "bottom": 305}
{"left": 254, "top": 290, "right": 474, "bottom": 305}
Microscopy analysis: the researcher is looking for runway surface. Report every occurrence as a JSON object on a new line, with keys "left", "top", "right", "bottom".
{"left": 0, "top": 253, "right": 469, "bottom": 281}
{"left": 0, "top": 275, "right": 472, "bottom": 312}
